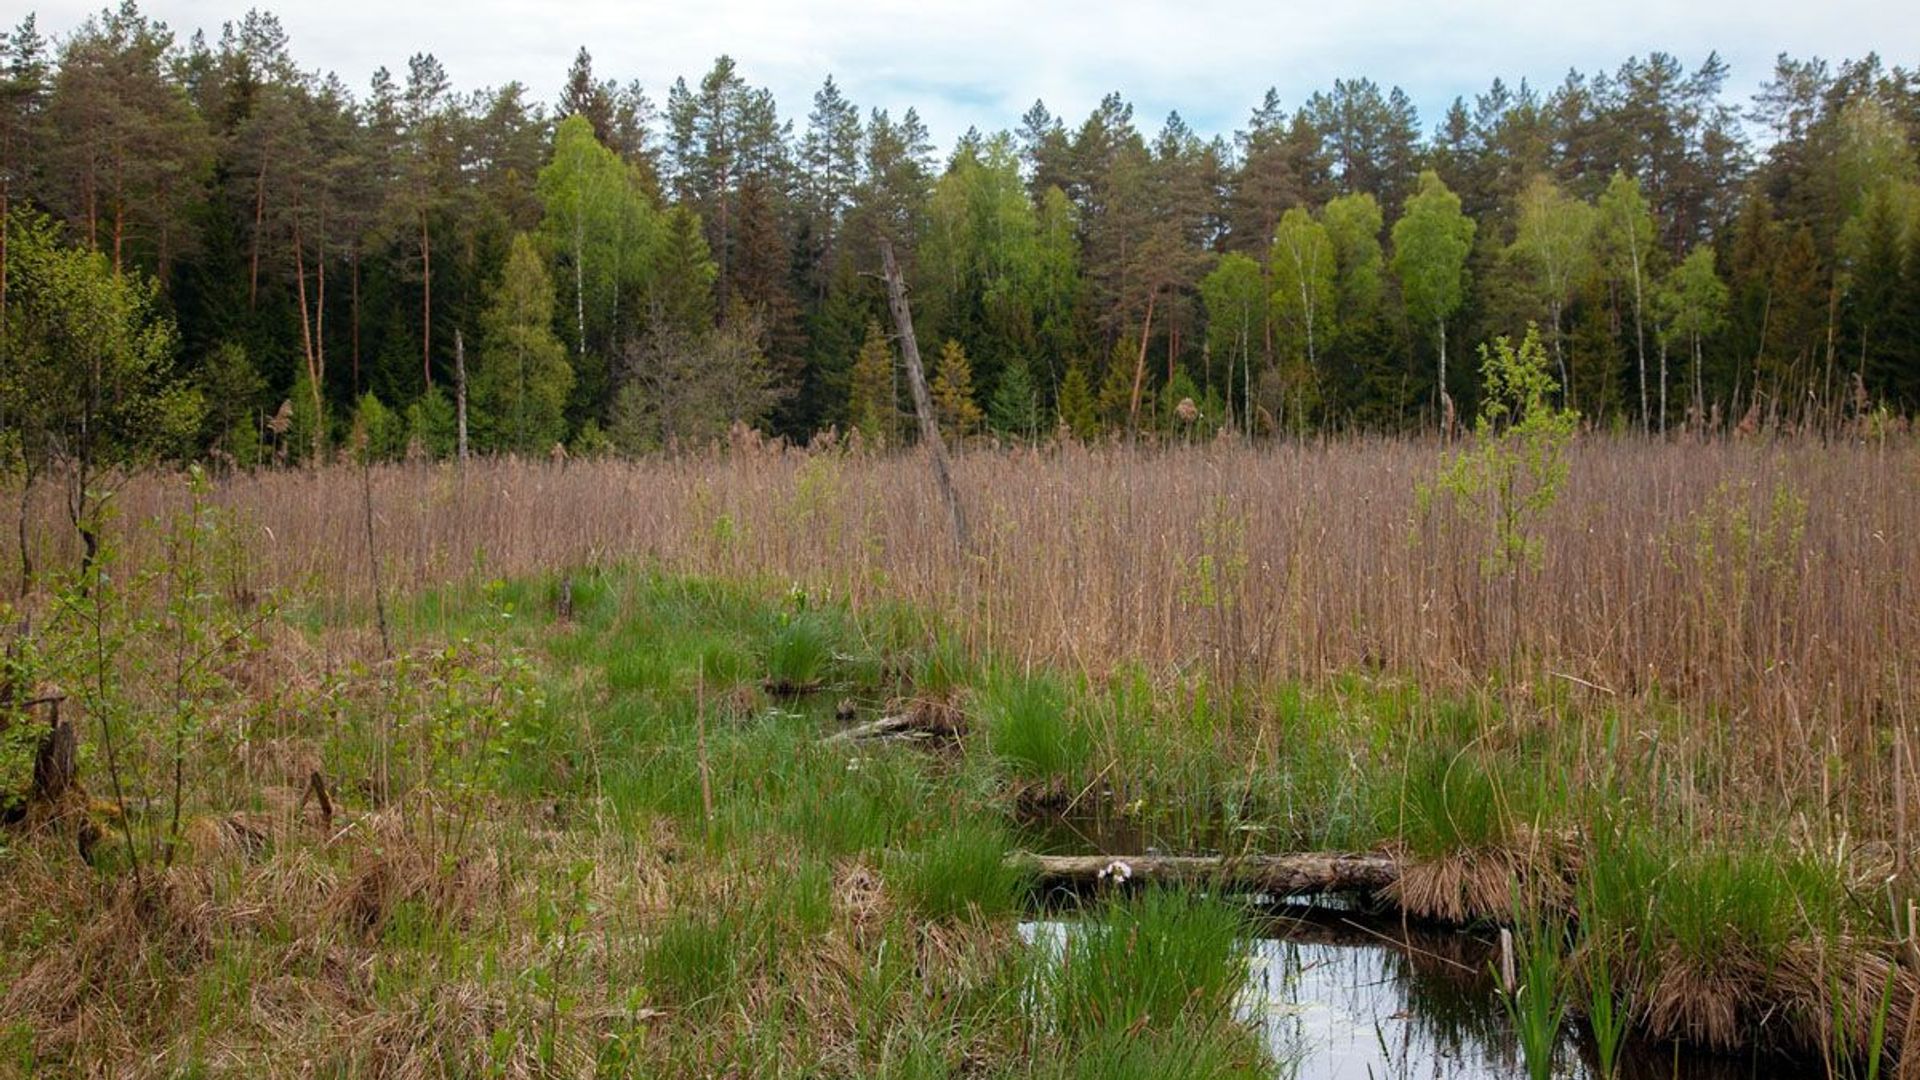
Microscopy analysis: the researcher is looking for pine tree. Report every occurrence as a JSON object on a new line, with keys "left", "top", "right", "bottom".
{"left": 931, "top": 339, "right": 982, "bottom": 440}
{"left": 988, "top": 356, "right": 1041, "bottom": 439}
{"left": 847, "top": 318, "right": 895, "bottom": 443}
{"left": 1057, "top": 362, "right": 1099, "bottom": 441}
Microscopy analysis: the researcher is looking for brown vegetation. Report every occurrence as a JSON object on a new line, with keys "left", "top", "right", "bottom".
{"left": 17, "top": 436, "right": 1915, "bottom": 773}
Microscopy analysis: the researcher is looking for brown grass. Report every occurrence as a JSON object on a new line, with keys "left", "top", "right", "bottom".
{"left": 19, "top": 437, "right": 1913, "bottom": 784}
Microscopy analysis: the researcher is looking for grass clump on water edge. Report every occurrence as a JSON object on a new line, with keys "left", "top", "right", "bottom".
{"left": 764, "top": 612, "right": 835, "bottom": 693}
{"left": 886, "top": 818, "right": 1028, "bottom": 922}
{"left": 1041, "top": 888, "right": 1253, "bottom": 1042}
{"left": 1497, "top": 919, "right": 1570, "bottom": 1080}
{"left": 979, "top": 671, "right": 1090, "bottom": 781}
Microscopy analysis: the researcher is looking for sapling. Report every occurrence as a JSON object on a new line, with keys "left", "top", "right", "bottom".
{"left": 1421, "top": 325, "right": 1578, "bottom": 668}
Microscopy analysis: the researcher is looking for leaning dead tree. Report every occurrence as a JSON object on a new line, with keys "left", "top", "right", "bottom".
{"left": 878, "top": 237, "right": 970, "bottom": 554}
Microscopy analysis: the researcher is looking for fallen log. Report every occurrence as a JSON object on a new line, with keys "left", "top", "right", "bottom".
{"left": 822, "top": 714, "right": 933, "bottom": 744}
{"left": 1014, "top": 851, "right": 1401, "bottom": 896}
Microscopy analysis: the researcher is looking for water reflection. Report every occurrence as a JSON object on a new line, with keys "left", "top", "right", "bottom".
{"left": 1022, "top": 901, "right": 1822, "bottom": 1079}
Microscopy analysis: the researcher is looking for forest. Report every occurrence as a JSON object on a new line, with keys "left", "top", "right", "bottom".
{"left": 3, "top": 3, "right": 1919, "bottom": 471}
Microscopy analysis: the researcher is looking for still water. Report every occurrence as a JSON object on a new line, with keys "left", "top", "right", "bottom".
{"left": 1023, "top": 901, "right": 1821, "bottom": 1080}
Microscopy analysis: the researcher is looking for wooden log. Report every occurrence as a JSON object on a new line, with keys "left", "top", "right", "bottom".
{"left": 1014, "top": 851, "right": 1400, "bottom": 895}
{"left": 823, "top": 714, "right": 934, "bottom": 745}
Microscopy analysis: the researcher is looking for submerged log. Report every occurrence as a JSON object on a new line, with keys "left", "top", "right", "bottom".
{"left": 1015, "top": 851, "right": 1400, "bottom": 895}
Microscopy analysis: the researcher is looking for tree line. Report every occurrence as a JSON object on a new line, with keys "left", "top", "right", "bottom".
{"left": 3, "top": 3, "right": 1919, "bottom": 471}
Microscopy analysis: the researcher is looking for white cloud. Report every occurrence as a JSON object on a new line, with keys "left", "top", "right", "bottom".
{"left": 27, "top": 0, "right": 1920, "bottom": 148}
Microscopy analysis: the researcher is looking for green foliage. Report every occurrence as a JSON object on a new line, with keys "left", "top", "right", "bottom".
{"left": 0, "top": 611, "right": 48, "bottom": 816}
{"left": 537, "top": 115, "right": 660, "bottom": 360}
{"left": 1268, "top": 206, "right": 1337, "bottom": 376}
{"left": 475, "top": 233, "right": 574, "bottom": 453}
{"left": 405, "top": 387, "right": 458, "bottom": 459}
{"left": 1425, "top": 326, "right": 1579, "bottom": 575}
{"left": 1056, "top": 362, "right": 1099, "bottom": 441}
{"left": 848, "top": 319, "right": 896, "bottom": 443}
{"left": 350, "top": 392, "right": 402, "bottom": 463}
{"left": 1, "top": 208, "right": 201, "bottom": 492}
{"left": 1391, "top": 171, "right": 1475, "bottom": 342}
{"left": 1199, "top": 253, "right": 1265, "bottom": 432}
{"left": 930, "top": 338, "right": 981, "bottom": 440}
{"left": 987, "top": 356, "right": 1042, "bottom": 439}
{"left": 196, "top": 342, "right": 265, "bottom": 464}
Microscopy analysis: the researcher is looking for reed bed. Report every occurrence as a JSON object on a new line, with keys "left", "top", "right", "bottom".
{"left": 15, "top": 435, "right": 1919, "bottom": 796}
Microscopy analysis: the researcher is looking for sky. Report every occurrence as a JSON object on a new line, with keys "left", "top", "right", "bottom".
{"left": 25, "top": 0, "right": 1920, "bottom": 151}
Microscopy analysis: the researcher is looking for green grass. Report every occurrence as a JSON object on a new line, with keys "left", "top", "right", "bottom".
{"left": 1041, "top": 888, "right": 1252, "bottom": 1042}
{"left": 764, "top": 613, "right": 836, "bottom": 691}
{"left": 643, "top": 903, "right": 761, "bottom": 1010}
{"left": 887, "top": 818, "right": 1028, "bottom": 922}
{"left": 978, "top": 671, "right": 1090, "bottom": 780}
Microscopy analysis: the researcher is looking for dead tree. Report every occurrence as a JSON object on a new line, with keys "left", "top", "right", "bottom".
{"left": 878, "top": 237, "right": 970, "bottom": 554}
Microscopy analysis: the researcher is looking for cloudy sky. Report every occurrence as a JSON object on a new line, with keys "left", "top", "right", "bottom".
{"left": 28, "top": 0, "right": 1920, "bottom": 148}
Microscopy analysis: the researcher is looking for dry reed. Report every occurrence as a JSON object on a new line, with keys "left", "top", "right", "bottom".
{"left": 13, "top": 435, "right": 1918, "bottom": 807}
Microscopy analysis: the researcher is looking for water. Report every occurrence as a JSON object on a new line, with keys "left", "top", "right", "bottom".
{"left": 1022, "top": 901, "right": 1823, "bottom": 1079}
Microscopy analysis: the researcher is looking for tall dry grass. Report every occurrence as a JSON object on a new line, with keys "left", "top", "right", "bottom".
{"left": 14, "top": 436, "right": 1918, "bottom": 793}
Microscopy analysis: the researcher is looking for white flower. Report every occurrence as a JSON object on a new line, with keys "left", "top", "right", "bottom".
{"left": 1096, "top": 859, "right": 1133, "bottom": 884}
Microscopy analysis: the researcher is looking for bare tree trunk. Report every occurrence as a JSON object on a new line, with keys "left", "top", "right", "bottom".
{"left": 249, "top": 162, "right": 267, "bottom": 307}
{"left": 1658, "top": 335, "right": 1669, "bottom": 436}
{"left": 420, "top": 214, "right": 433, "bottom": 390}
{"left": 573, "top": 213, "right": 586, "bottom": 356}
{"left": 454, "top": 328, "right": 469, "bottom": 462}
{"left": 1550, "top": 297, "right": 1570, "bottom": 411}
{"left": 293, "top": 223, "right": 323, "bottom": 463}
{"left": 878, "top": 237, "right": 969, "bottom": 554}
{"left": 1630, "top": 232, "right": 1647, "bottom": 433}
{"left": 1128, "top": 290, "right": 1158, "bottom": 433}
{"left": 1017, "top": 851, "right": 1400, "bottom": 895}
{"left": 351, "top": 247, "right": 362, "bottom": 395}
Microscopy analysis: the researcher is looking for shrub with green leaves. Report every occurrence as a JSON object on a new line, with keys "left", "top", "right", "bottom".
{"left": 1424, "top": 324, "right": 1579, "bottom": 576}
